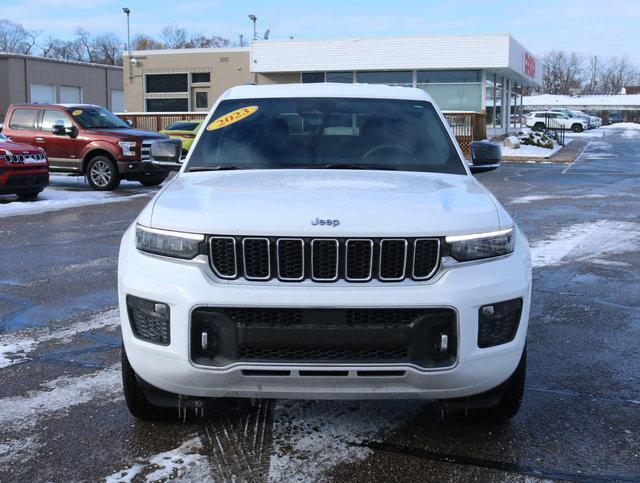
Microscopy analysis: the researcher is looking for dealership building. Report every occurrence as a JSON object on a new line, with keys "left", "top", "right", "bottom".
{"left": 122, "top": 33, "right": 541, "bottom": 137}
{"left": 0, "top": 53, "right": 123, "bottom": 118}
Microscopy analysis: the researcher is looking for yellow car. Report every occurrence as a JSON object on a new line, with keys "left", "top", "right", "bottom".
{"left": 159, "top": 121, "right": 202, "bottom": 154}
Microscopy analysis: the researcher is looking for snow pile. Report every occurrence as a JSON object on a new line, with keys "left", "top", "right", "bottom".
{"left": 268, "top": 399, "right": 423, "bottom": 480}
{"left": 0, "top": 308, "right": 119, "bottom": 369}
{"left": 106, "top": 437, "right": 211, "bottom": 482}
{"left": 530, "top": 220, "right": 640, "bottom": 268}
{"left": 0, "top": 188, "right": 150, "bottom": 218}
{"left": 509, "top": 194, "right": 605, "bottom": 205}
{"left": 501, "top": 131, "right": 566, "bottom": 159}
{"left": 524, "top": 93, "right": 640, "bottom": 107}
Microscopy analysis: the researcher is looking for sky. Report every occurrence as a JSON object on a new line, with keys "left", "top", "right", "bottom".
{"left": 2, "top": 0, "right": 639, "bottom": 63}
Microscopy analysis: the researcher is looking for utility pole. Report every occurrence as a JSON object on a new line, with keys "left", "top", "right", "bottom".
{"left": 122, "top": 7, "right": 132, "bottom": 79}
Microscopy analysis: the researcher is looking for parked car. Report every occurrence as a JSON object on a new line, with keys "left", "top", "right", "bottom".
{"left": 1, "top": 104, "right": 169, "bottom": 191}
{"left": 526, "top": 111, "right": 588, "bottom": 132}
{"left": 0, "top": 133, "right": 49, "bottom": 200}
{"left": 159, "top": 121, "right": 203, "bottom": 155}
{"left": 588, "top": 115, "right": 603, "bottom": 128}
{"left": 608, "top": 112, "right": 624, "bottom": 124}
{"left": 549, "top": 108, "right": 592, "bottom": 129}
{"left": 119, "top": 83, "right": 532, "bottom": 423}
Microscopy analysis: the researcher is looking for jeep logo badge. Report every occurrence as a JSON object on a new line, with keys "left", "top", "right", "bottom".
{"left": 311, "top": 218, "right": 340, "bottom": 227}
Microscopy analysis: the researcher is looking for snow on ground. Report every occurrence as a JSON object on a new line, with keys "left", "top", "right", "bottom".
{"left": 601, "top": 122, "right": 640, "bottom": 130}
{"left": 0, "top": 308, "right": 119, "bottom": 368}
{"left": 530, "top": 220, "right": 640, "bottom": 268}
{"left": 0, "top": 365, "right": 121, "bottom": 431}
{"left": 501, "top": 142, "right": 564, "bottom": 159}
{"left": 0, "top": 174, "right": 163, "bottom": 218}
{"left": 106, "top": 437, "right": 211, "bottom": 482}
{"left": 268, "top": 399, "right": 423, "bottom": 480}
{"left": 564, "top": 129, "right": 605, "bottom": 138}
{"left": 508, "top": 194, "right": 606, "bottom": 205}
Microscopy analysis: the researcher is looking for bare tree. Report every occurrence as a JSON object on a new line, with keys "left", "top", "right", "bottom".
{"left": 542, "top": 50, "right": 585, "bottom": 95}
{"left": 74, "top": 27, "right": 96, "bottom": 62}
{"left": 0, "top": 18, "right": 38, "bottom": 54}
{"left": 185, "top": 34, "right": 230, "bottom": 48}
{"left": 599, "top": 55, "right": 639, "bottom": 94}
{"left": 582, "top": 55, "right": 601, "bottom": 94}
{"left": 132, "top": 34, "right": 164, "bottom": 51}
{"left": 160, "top": 25, "right": 187, "bottom": 48}
{"left": 92, "top": 33, "right": 122, "bottom": 65}
{"left": 41, "top": 37, "right": 83, "bottom": 61}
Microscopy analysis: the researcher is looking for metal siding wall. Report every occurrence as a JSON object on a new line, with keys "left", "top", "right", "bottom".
{"left": 251, "top": 35, "right": 511, "bottom": 72}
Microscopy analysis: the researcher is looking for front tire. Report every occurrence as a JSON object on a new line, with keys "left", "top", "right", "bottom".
{"left": 469, "top": 346, "right": 526, "bottom": 422}
{"left": 17, "top": 190, "right": 42, "bottom": 201}
{"left": 571, "top": 123, "right": 584, "bottom": 133}
{"left": 121, "top": 346, "right": 174, "bottom": 422}
{"left": 86, "top": 155, "right": 121, "bottom": 191}
{"left": 533, "top": 122, "right": 545, "bottom": 131}
{"left": 139, "top": 176, "right": 167, "bottom": 187}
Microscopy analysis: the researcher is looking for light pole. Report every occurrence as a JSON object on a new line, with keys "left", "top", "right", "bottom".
{"left": 122, "top": 7, "right": 131, "bottom": 56}
{"left": 248, "top": 14, "right": 257, "bottom": 41}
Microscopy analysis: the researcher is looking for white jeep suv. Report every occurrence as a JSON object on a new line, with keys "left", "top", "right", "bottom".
{"left": 119, "top": 83, "right": 531, "bottom": 422}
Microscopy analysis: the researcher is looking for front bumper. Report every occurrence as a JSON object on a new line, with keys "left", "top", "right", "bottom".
{"left": 118, "top": 226, "right": 531, "bottom": 400}
{"left": 0, "top": 167, "right": 49, "bottom": 194}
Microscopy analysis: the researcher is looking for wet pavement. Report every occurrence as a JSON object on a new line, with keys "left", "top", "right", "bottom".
{"left": 1, "top": 128, "right": 639, "bottom": 481}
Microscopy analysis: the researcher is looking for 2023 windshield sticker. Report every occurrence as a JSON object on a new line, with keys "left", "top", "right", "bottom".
{"left": 207, "top": 106, "right": 259, "bottom": 131}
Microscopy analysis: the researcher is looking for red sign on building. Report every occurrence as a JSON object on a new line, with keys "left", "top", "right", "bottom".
{"left": 524, "top": 52, "right": 536, "bottom": 78}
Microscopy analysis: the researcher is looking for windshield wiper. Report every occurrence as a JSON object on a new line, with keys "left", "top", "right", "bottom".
{"left": 188, "top": 165, "right": 247, "bottom": 172}
{"left": 312, "top": 163, "right": 398, "bottom": 171}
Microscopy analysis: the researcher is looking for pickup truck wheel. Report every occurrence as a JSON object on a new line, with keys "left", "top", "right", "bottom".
{"left": 17, "top": 190, "right": 42, "bottom": 201}
{"left": 533, "top": 122, "right": 545, "bottom": 131}
{"left": 86, "top": 156, "right": 121, "bottom": 191}
{"left": 121, "top": 346, "right": 176, "bottom": 422}
{"left": 571, "top": 123, "right": 584, "bottom": 133}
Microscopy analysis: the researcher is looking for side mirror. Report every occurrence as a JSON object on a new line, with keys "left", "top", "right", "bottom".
{"left": 51, "top": 121, "right": 66, "bottom": 136}
{"left": 150, "top": 139, "right": 183, "bottom": 170}
{"left": 469, "top": 141, "right": 501, "bottom": 173}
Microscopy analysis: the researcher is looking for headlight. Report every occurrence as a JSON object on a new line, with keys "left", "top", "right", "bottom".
{"left": 135, "top": 224, "right": 204, "bottom": 259}
{"left": 446, "top": 227, "right": 515, "bottom": 262}
{"left": 118, "top": 141, "right": 137, "bottom": 156}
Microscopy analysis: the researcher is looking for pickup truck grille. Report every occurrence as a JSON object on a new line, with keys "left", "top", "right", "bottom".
{"left": 140, "top": 140, "right": 154, "bottom": 161}
{"left": 208, "top": 236, "right": 440, "bottom": 283}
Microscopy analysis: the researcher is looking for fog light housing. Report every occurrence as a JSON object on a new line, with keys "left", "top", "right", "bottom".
{"left": 478, "top": 298, "right": 523, "bottom": 348}
{"left": 126, "top": 295, "right": 170, "bottom": 345}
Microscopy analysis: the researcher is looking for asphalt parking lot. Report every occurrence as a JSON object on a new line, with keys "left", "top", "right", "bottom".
{"left": 1, "top": 127, "right": 639, "bottom": 481}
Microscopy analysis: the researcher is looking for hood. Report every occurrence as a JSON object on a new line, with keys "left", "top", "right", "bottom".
{"left": 148, "top": 170, "right": 502, "bottom": 238}
{"left": 83, "top": 128, "right": 168, "bottom": 140}
{"left": 0, "top": 138, "right": 44, "bottom": 154}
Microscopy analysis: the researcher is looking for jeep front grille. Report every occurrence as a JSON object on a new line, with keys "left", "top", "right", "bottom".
{"left": 208, "top": 236, "right": 440, "bottom": 283}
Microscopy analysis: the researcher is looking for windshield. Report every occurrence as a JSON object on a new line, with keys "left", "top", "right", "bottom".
{"left": 166, "top": 121, "right": 201, "bottom": 131}
{"left": 186, "top": 97, "right": 466, "bottom": 175}
{"left": 69, "top": 106, "right": 129, "bottom": 129}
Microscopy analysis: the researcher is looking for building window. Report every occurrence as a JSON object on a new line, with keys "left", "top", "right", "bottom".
{"left": 195, "top": 92, "right": 208, "bottom": 109}
{"left": 301, "top": 72, "right": 325, "bottom": 83}
{"left": 416, "top": 70, "right": 481, "bottom": 83}
{"left": 326, "top": 72, "right": 353, "bottom": 83}
{"left": 9, "top": 109, "right": 39, "bottom": 130}
{"left": 192, "top": 72, "right": 210, "bottom": 83}
{"left": 146, "top": 74, "right": 188, "bottom": 93}
{"left": 356, "top": 71, "right": 413, "bottom": 86}
{"left": 146, "top": 98, "right": 189, "bottom": 112}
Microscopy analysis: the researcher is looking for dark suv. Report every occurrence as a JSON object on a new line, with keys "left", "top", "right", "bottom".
{"left": 2, "top": 104, "right": 169, "bottom": 190}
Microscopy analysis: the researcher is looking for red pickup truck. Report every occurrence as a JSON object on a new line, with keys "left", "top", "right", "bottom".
{"left": 0, "top": 133, "right": 49, "bottom": 200}
{"left": 1, "top": 104, "right": 169, "bottom": 190}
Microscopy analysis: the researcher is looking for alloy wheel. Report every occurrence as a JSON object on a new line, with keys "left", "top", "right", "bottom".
{"left": 90, "top": 160, "right": 112, "bottom": 187}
